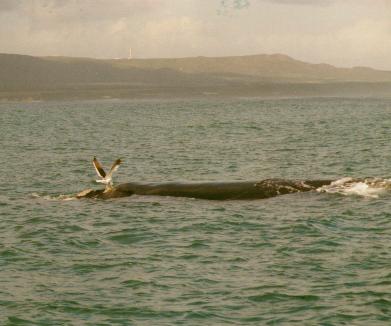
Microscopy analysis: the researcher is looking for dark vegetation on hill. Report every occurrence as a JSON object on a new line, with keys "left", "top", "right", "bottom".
{"left": 1, "top": 53, "right": 391, "bottom": 101}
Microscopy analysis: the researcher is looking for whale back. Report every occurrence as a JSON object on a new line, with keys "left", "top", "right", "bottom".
{"left": 77, "top": 179, "right": 333, "bottom": 200}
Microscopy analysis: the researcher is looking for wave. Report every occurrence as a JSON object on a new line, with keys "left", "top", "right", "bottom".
{"left": 317, "top": 177, "right": 391, "bottom": 198}
{"left": 30, "top": 192, "right": 76, "bottom": 201}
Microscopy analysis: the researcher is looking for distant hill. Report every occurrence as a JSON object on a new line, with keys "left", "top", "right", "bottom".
{"left": 109, "top": 53, "right": 391, "bottom": 83}
{"left": 0, "top": 53, "right": 207, "bottom": 89}
{"left": 1, "top": 53, "right": 391, "bottom": 100}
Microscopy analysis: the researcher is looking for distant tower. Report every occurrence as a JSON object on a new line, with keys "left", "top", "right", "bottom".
{"left": 128, "top": 47, "right": 132, "bottom": 59}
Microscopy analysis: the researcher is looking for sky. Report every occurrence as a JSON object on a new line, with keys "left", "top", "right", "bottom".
{"left": 0, "top": 0, "right": 391, "bottom": 70}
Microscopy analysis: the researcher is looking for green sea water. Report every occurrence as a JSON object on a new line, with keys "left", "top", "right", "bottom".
{"left": 1, "top": 97, "right": 391, "bottom": 325}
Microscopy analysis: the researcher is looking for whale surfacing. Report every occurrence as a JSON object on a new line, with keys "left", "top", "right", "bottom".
{"left": 76, "top": 179, "right": 333, "bottom": 200}
{"left": 76, "top": 157, "right": 333, "bottom": 200}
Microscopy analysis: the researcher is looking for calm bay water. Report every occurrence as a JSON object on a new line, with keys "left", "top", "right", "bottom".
{"left": 1, "top": 97, "right": 391, "bottom": 325}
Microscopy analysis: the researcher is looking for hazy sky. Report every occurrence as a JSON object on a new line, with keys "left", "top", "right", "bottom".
{"left": 1, "top": 0, "right": 390, "bottom": 69}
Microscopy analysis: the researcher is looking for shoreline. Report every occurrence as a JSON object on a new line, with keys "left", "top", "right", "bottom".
{"left": 2, "top": 81, "right": 391, "bottom": 103}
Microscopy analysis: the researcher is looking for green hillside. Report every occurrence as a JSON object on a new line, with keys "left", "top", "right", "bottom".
{"left": 1, "top": 53, "right": 391, "bottom": 100}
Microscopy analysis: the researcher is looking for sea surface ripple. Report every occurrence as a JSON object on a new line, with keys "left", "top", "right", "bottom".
{"left": 1, "top": 98, "right": 391, "bottom": 325}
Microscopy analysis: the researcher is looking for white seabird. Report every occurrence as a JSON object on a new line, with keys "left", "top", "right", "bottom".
{"left": 93, "top": 157, "right": 122, "bottom": 191}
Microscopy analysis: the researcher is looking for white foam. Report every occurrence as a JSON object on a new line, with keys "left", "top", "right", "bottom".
{"left": 317, "top": 177, "right": 391, "bottom": 198}
{"left": 330, "top": 177, "right": 354, "bottom": 186}
{"left": 30, "top": 193, "right": 76, "bottom": 201}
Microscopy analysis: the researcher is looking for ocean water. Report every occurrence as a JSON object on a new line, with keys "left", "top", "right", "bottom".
{"left": 1, "top": 97, "right": 391, "bottom": 325}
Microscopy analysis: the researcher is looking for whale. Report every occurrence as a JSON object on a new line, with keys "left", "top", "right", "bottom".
{"left": 76, "top": 178, "right": 333, "bottom": 200}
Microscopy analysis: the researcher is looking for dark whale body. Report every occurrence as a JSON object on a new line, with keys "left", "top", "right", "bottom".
{"left": 76, "top": 179, "right": 333, "bottom": 200}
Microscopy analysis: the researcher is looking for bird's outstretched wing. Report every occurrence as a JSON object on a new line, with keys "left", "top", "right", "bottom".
{"left": 107, "top": 159, "right": 122, "bottom": 178}
{"left": 93, "top": 157, "right": 106, "bottom": 178}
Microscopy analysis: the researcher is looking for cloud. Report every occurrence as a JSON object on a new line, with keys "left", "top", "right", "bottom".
{"left": 0, "top": 0, "right": 22, "bottom": 11}
{"left": 133, "top": 15, "right": 206, "bottom": 58}
{"left": 220, "top": 0, "right": 250, "bottom": 10}
{"left": 1, "top": 0, "right": 163, "bottom": 18}
{"left": 267, "top": 0, "right": 334, "bottom": 5}
{"left": 0, "top": 0, "right": 390, "bottom": 69}
{"left": 219, "top": 0, "right": 335, "bottom": 9}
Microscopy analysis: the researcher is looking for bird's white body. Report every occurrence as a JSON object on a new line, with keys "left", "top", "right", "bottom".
{"left": 96, "top": 178, "right": 113, "bottom": 186}
{"left": 93, "top": 157, "right": 122, "bottom": 191}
